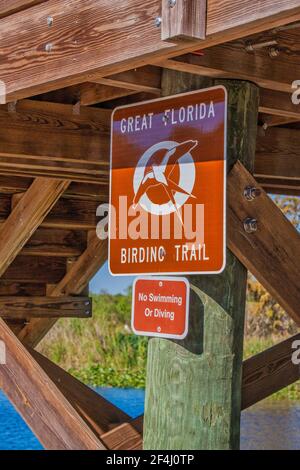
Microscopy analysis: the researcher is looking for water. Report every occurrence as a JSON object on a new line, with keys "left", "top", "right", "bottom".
{"left": 0, "top": 389, "right": 299, "bottom": 450}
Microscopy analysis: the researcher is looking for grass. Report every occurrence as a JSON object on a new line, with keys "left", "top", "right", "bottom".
{"left": 38, "top": 292, "right": 300, "bottom": 400}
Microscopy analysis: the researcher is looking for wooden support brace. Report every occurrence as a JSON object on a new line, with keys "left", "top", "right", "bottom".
{"left": 0, "top": 178, "right": 69, "bottom": 277}
{"left": 228, "top": 161, "right": 300, "bottom": 324}
{"left": 0, "top": 318, "right": 105, "bottom": 450}
{"left": 162, "top": 0, "right": 207, "bottom": 41}
{"left": 0, "top": 296, "right": 92, "bottom": 319}
{"left": 242, "top": 334, "right": 300, "bottom": 410}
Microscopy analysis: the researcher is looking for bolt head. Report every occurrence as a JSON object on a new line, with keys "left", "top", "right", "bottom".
{"left": 243, "top": 217, "right": 258, "bottom": 233}
{"left": 244, "top": 186, "right": 261, "bottom": 201}
{"left": 47, "top": 16, "right": 53, "bottom": 27}
{"left": 155, "top": 16, "right": 162, "bottom": 27}
{"left": 45, "top": 43, "right": 53, "bottom": 53}
{"left": 169, "top": 0, "right": 177, "bottom": 7}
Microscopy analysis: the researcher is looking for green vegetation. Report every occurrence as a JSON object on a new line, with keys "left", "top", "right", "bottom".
{"left": 38, "top": 287, "right": 300, "bottom": 400}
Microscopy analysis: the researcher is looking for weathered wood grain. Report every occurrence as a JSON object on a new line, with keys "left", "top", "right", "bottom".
{"left": 79, "top": 83, "right": 137, "bottom": 106}
{"left": 242, "top": 334, "right": 300, "bottom": 410}
{"left": 94, "top": 66, "right": 162, "bottom": 94}
{"left": 144, "top": 72, "right": 259, "bottom": 450}
{"left": 3, "top": 256, "right": 66, "bottom": 283}
{"left": 228, "top": 161, "right": 300, "bottom": 324}
{"left": 0, "top": 178, "right": 69, "bottom": 277}
{"left": 21, "top": 229, "right": 86, "bottom": 257}
{"left": 162, "top": 0, "right": 206, "bottom": 41}
{"left": 207, "top": 0, "right": 300, "bottom": 36}
{"left": 256, "top": 127, "right": 300, "bottom": 180}
{"left": 0, "top": 319, "right": 105, "bottom": 449}
{"left": 12, "top": 193, "right": 99, "bottom": 230}
{"left": 0, "top": 281, "right": 46, "bottom": 296}
{"left": 260, "top": 89, "right": 300, "bottom": 120}
{"left": 0, "top": 0, "right": 44, "bottom": 18}
{"left": 0, "top": 296, "right": 92, "bottom": 318}
{"left": 1, "top": 0, "right": 300, "bottom": 100}
{"left": 0, "top": 100, "right": 110, "bottom": 183}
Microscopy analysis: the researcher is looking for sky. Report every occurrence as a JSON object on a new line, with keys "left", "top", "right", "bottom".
{"left": 90, "top": 262, "right": 133, "bottom": 294}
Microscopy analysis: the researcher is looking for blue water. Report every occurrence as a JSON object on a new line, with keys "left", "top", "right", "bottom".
{"left": 0, "top": 389, "right": 299, "bottom": 450}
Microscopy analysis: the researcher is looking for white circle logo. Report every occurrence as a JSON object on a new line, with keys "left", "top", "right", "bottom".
{"left": 133, "top": 140, "right": 198, "bottom": 216}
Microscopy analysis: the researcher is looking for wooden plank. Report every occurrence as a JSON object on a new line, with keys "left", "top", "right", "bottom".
{"left": 101, "top": 417, "right": 143, "bottom": 450}
{"left": 79, "top": 83, "right": 137, "bottom": 106}
{"left": 3, "top": 256, "right": 66, "bottom": 283}
{"left": 260, "top": 89, "right": 300, "bottom": 119}
{"left": 207, "top": 0, "right": 300, "bottom": 36}
{"left": 257, "top": 177, "right": 300, "bottom": 197}
{"left": 19, "top": 235, "right": 108, "bottom": 346}
{"left": 242, "top": 334, "right": 300, "bottom": 410}
{"left": 21, "top": 229, "right": 87, "bottom": 258}
{"left": 228, "top": 161, "right": 300, "bottom": 324}
{"left": 256, "top": 127, "right": 300, "bottom": 180}
{"left": 0, "top": 178, "right": 69, "bottom": 277}
{"left": 0, "top": 319, "right": 105, "bottom": 449}
{"left": 162, "top": 0, "right": 206, "bottom": 41}
{"left": 12, "top": 194, "right": 99, "bottom": 230}
{"left": 144, "top": 72, "right": 259, "bottom": 450}
{"left": 1, "top": 0, "right": 300, "bottom": 100}
{"left": 0, "top": 0, "right": 44, "bottom": 18}
{"left": 94, "top": 66, "right": 161, "bottom": 94}
{"left": 156, "top": 43, "right": 300, "bottom": 93}
{"left": 0, "top": 175, "right": 108, "bottom": 202}
{"left": 0, "top": 296, "right": 92, "bottom": 319}
{"left": 0, "top": 282, "right": 46, "bottom": 296}
{"left": 0, "top": 100, "right": 110, "bottom": 183}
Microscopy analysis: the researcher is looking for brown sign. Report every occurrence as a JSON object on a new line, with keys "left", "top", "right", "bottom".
{"left": 109, "top": 86, "right": 227, "bottom": 275}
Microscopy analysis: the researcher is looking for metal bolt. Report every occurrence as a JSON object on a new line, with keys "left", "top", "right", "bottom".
{"left": 244, "top": 186, "right": 261, "bottom": 201}
{"left": 155, "top": 16, "right": 162, "bottom": 27}
{"left": 162, "top": 114, "right": 169, "bottom": 124}
{"left": 269, "top": 47, "right": 280, "bottom": 58}
{"left": 47, "top": 16, "right": 53, "bottom": 27}
{"left": 157, "top": 327, "right": 162, "bottom": 333}
{"left": 85, "top": 310, "right": 90, "bottom": 315}
{"left": 45, "top": 43, "right": 53, "bottom": 53}
{"left": 85, "top": 301, "right": 90, "bottom": 306}
{"left": 159, "top": 281, "right": 163, "bottom": 287}
{"left": 169, "top": 0, "right": 176, "bottom": 7}
{"left": 243, "top": 217, "right": 258, "bottom": 233}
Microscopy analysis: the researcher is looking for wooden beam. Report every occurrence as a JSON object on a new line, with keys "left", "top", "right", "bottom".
{"left": 156, "top": 43, "right": 300, "bottom": 93}
{"left": 79, "top": 83, "right": 137, "bottom": 106}
{"left": 94, "top": 66, "right": 161, "bottom": 94}
{"left": 0, "top": 100, "right": 110, "bottom": 183}
{"left": 0, "top": 296, "right": 92, "bottom": 319}
{"left": 206, "top": 1, "right": 300, "bottom": 37}
{"left": 30, "top": 347, "right": 142, "bottom": 444}
{"left": 20, "top": 229, "right": 87, "bottom": 258}
{"left": 0, "top": 178, "right": 69, "bottom": 277}
{"left": 259, "top": 89, "right": 300, "bottom": 120}
{"left": 1, "top": 0, "right": 300, "bottom": 100}
{"left": 18, "top": 235, "right": 108, "bottom": 346}
{"left": 162, "top": 0, "right": 206, "bottom": 41}
{"left": 228, "top": 161, "right": 300, "bottom": 324}
{"left": 242, "top": 334, "right": 300, "bottom": 410}
{"left": 0, "top": 282, "right": 46, "bottom": 296}
{"left": 0, "top": 319, "right": 105, "bottom": 449}
{"left": 257, "top": 177, "right": 300, "bottom": 197}
{"left": 3, "top": 256, "right": 66, "bottom": 283}
{"left": 12, "top": 194, "right": 100, "bottom": 230}
{"left": 256, "top": 127, "right": 300, "bottom": 180}
{"left": 101, "top": 417, "right": 143, "bottom": 450}
{"left": 0, "top": 1, "right": 44, "bottom": 18}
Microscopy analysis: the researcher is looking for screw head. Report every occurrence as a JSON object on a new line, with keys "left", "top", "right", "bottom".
{"left": 243, "top": 217, "right": 258, "bottom": 233}
{"left": 47, "top": 16, "right": 53, "bottom": 27}
{"left": 169, "top": 0, "right": 177, "bottom": 7}
{"left": 155, "top": 16, "right": 162, "bottom": 27}
{"left": 45, "top": 43, "right": 53, "bottom": 53}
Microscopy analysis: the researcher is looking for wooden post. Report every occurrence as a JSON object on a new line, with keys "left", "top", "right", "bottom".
{"left": 144, "top": 70, "right": 259, "bottom": 450}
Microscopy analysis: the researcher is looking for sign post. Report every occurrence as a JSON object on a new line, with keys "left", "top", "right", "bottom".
{"left": 109, "top": 86, "right": 227, "bottom": 276}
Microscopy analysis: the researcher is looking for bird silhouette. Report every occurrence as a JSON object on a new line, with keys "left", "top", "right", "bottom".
{"left": 133, "top": 140, "right": 198, "bottom": 222}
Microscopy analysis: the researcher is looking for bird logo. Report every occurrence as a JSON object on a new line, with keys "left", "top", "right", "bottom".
{"left": 133, "top": 140, "right": 198, "bottom": 221}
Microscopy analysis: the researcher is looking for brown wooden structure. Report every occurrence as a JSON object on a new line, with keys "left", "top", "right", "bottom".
{"left": 0, "top": 0, "right": 299, "bottom": 450}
